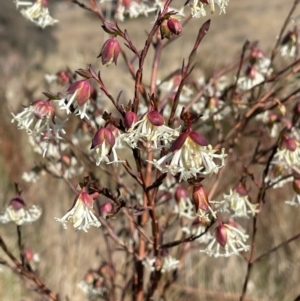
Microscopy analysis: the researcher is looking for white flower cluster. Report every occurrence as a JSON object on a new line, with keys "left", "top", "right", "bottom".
{"left": 14, "top": 0, "right": 58, "bottom": 28}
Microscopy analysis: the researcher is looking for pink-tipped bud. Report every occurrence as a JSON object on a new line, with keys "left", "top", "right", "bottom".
{"left": 124, "top": 111, "right": 138, "bottom": 128}
{"left": 167, "top": 18, "right": 182, "bottom": 36}
{"left": 10, "top": 197, "right": 26, "bottom": 210}
{"left": 99, "top": 262, "right": 115, "bottom": 278}
{"left": 23, "top": 249, "right": 34, "bottom": 262}
{"left": 84, "top": 271, "right": 95, "bottom": 284}
{"left": 121, "top": 0, "right": 131, "bottom": 9}
{"left": 250, "top": 48, "right": 265, "bottom": 60}
{"left": 99, "top": 202, "right": 113, "bottom": 219}
{"left": 160, "top": 20, "right": 171, "bottom": 40}
{"left": 147, "top": 110, "right": 164, "bottom": 126}
{"left": 56, "top": 71, "right": 70, "bottom": 84}
{"left": 293, "top": 179, "right": 300, "bottom": 195}
{"left": 91, "top": 127, "right": 116, "bottom": 149}
{"left": 78, "top": 191, "right": 94, "bottom": 208}
{"left": 67, "top": 80, "right": 92, "bottom": 106}
{"left": 235, "top": 182, "right": 248, "bottom": 196}
{"left": 40, "top": 0, "right": 49, "bottom": 8}
{"left": 215, "top": 223, "right": 227, "bottom": 247}
{"left": 33, "top": 100, "right": 55, "bottom": 120}
{"left": 246, "top": 65, "right": 258, "bottom": 80}
{"left": 192, "top": 183, "right": 209, "bottom": 212}
{"left": 283, "top": 136, "right": 297, "bottom": 151}
{"left": 175, "top": 185, "right": 188, "bottom": 204}
{"left": 98, "top": 37, "right": 120, "bottom": 67}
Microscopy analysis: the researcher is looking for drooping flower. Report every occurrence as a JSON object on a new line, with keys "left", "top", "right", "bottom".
{"left": 280, "top": 30, "right": 297, "bottom": 57}
{"left": 98, "top": 37, "right": 121, "bottom": 66}
{"left": 19, "top": 0, "right": 58, "bottom": 28}
{"left": 78, "top": 271, "right": 106, "bottom": 299}
{"left": 54, "top": 188, "right": 101, "bottom": 232}
{"left": 188, "top": 0, "right": 230, "bottom": 18}
{"left": 174, "top": 185, "right": 195, "bottom": 219}
{"left": 91, "top": 127, "right": 121, "bottom": 165}
{"left": 150, "top": 128, "right": 226, "bottom": 181}
{"left": 121, "top": 109, "right": 179, "bottom": 149}
{"left": 58, "top": 80, "right": 93, "bottom": 119}
{"left": 200, "top": 220, "right": 250, "bottom": 257}
{"left": 272, "top": 135, "right": 300, "bottom": 169}
{"left": 0, "top": 196, "right": 42, "bottom": 225}
{"left": 193, "top": 183, "right": 217, "bottom": 222}
{"left": 143, "top": 255, "right": 180, "bottom": 273}
{"left": 217, "top": 184, "right": 259, "bottom": 218}
{"left": 11, "top": 99, "right": 63, "bottom": 138}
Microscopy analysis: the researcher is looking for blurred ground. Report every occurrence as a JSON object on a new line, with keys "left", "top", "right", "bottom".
{"left": 0, "top": 0, "right": 300, "bottom": 301}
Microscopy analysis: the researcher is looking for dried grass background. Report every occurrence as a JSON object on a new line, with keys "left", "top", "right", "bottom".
{"left": 0, "top": 0, "right": 300, "bottom": 300}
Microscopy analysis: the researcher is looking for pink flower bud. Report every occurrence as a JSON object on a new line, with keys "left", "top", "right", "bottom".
{"left": 147, "top": 110, "right": 164, "bottom": 126}
{"left": 167, "top": 18, "right": 182, "bottom": 36}
{"left": 32, "top": 100, "right": 55, "bottom": 120}
{"left": 175, "top": 185, "right": 188, "bottom": 203}
{"left": 98, "top": 37, "right": 120, "bottom": 67}
{"left": 250, "top": 48, "right": 265, "bottom": 60}
{"left": 99, "top": 202, "right": 113, "bottom": 219}
{"left": 192, "top": 183, "right": 209, "bottom": 212}
{"left": 10, "top": 197, "right": 26, "bottom": 210}
{"left": 56, "top": 71, "right": 70, "bottom": 84}
{"left": 283, "top": 136, "right": 297, "bottom": 151}
{"left": 124, "top": 111, "right": 138, "bottom": 128}
{"left": 78, "top": 191, "right": 94, "bottom": 208}
{"left": 215, "top": 223, "right": 227, "bottom": 247}
{"left": 91, "top": 127, "right": 116, "bottom": 149}
{"left": 67, "top": 80, "right": 92, "bottom": 106}
{"left": 235, "top": 183, "right": 248, "bottom": 196}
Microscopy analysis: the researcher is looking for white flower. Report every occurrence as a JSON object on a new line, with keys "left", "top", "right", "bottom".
{"left": 78, "top": 272, "right": 106, "bottom": 299}
{"left": 0, "top": 197, "right": 41, "bottom": 225}
{"left": 200, "top": 222, "right": 250, "bottom": 257}
{"left": 91, "top": 127, "right": 121, "bottom": 165}
{"left": 143, "top": 255, "right": 179, "bottom": 273}
{"left": 174, "top": 191, "right": 196, "bottom": 219}
{"left": 280, "top": 30, "right": 297, "bottom": 57}
{"left": 150, "top": 130, "right": 226, "bottom": 181}
{"left": 11, "top": 100, "right": 63, "bottom": 138}
{"left": 22, "top": 170, "right": 41, "bottom": 183}
{"left": 121, "top": 110, "right": 179, "bottom": 149}
{"left": 55, "top": 189, "right": 101, "bottom": 232}
{"left": 58, "top": 80, "right": 93, "bottom": 119}
{"left": 285, "top": 193, "right": 300, "bottom": 206}
{"left": 217, "top": 188, "right": 259, "bottom": 218}
{"left": 14, "top": 0, "right": 32, "bottom": 9}
{"left": 237, "top": 66, "right": 266, "bottom": 90}
{"left": 20, "top": 0, "right": 58, "bottom": 29}
{"left": 189, "top": 0, "right": 229, "bottom": 18}
{"left": 272, "top": 136, "right": 300, "bottom": 169}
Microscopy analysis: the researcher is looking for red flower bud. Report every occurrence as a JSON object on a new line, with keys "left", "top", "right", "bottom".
{"left": 215, "top": 223, "right": 227, "bottom": 247}
{"left": 67, "top": 80, "right": 92, "bottom": 106}
{"left": 98, "top": 37, "right": 120, "bottom": 66}
{"left": 91, "top": 127, "right": 116, "bottom": 149}
{"left": 10, "top": 197, "right": 26, "bottom": 210}
{"left": 283, "top": 136, "right": 297, "bottom": 151}
{"left": 124, "top": 111, "right": 138, "bottom": 128}
{"left": 175, "top": 185, "right": 188, "bottom": 203}
{"left": 235, "top": 182, "right": 248, "bottom": 196}
{"left": 56, "top": 71, "right": 70, "bottom": 84}
{"left": 192, "top": 183, "right": 209, "bottom": 212}
{"left": 167, "top": 18, "right": 182, "bottom": 36}
{"left": 79, "top": 191, "right": 94, "bottom": 208}
{"left": 33, "top": 100, "right": 55, "bottom": 120}
{"left": 99, "top": 202, "right": 113, "bottom": 219}
{"left": 147, "top": 110, "right": 164, "bottom": 126}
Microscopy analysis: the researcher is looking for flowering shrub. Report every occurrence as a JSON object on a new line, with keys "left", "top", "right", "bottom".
{"left": 2, "top": 0, "right": 300, "bottom": 300}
